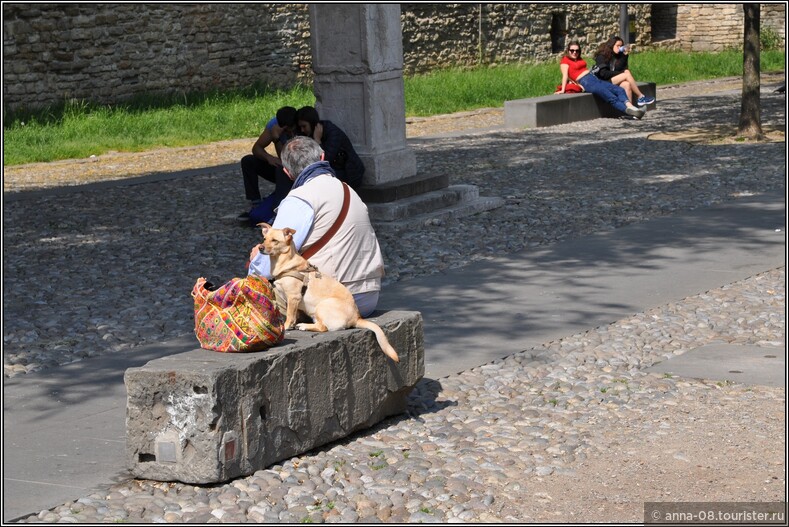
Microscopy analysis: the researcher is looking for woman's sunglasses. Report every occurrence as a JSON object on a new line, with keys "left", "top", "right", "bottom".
{"left": 568, "top": 48, "right": 580, "bottom": 53}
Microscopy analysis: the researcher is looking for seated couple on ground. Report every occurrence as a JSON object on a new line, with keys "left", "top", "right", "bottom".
{"left": 238, "top": 106, "right": 365, "bottom": 225}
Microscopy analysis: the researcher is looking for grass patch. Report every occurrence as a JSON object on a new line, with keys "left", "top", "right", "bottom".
{"left": 4, "top": 84, "right": 315, "bottom": 165}
{"left": 4, "top": 50, "right": 784, "bottom": 165}
{"left": 404, "top": 63, "right": 558, "bottom": 115}
{"left": 404, "top": 49, "right": 785, "bottom": 115}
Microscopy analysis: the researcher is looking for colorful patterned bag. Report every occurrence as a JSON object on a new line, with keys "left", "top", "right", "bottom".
{"left": 192, "top": 275, "right": 285, "bottom": 352}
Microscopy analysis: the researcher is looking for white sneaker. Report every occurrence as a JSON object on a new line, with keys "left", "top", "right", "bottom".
{"left": 625, "top": 106, "right": 646, "bottom": 119}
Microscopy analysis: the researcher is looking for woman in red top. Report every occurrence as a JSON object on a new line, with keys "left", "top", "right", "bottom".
{"left": 558, "top": 41, "right": 645, "bottom": 119}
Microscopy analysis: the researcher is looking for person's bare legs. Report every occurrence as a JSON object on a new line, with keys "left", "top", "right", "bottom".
{"left": 618, "top": 80, "right": 634, "bottom": 103}
{"left": 611, "top": 70, "right": 644, "bottom": 99}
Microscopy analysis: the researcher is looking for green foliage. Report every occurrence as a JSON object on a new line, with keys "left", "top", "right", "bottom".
{"left": 3, "top": 50, "right": 785, "bottom": 166}
{"left": 760, "top": 27, "right": 782, "bottom": 51}
{"left": 403, "top": 63, "right": 558, "bottom": 116}
{"left": 635, "top": 48, "right": 784, "bottom": 84}
{"left": 368, "top": 449, "right": 387, "bottom": 470}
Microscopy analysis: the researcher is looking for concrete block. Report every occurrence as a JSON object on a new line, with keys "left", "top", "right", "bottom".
{"left": 125, "top": 310, "right": 424, "bottom": 484}
{"left": 505, "top": 82, "right": 656, "bottom": 128}
{"left": 372, "top": 195, "right": 506, "bottom": 233}
{"left": 357, "top": 173, "right": 449, "bottom": 204}
{"left": 366, "top": 185, "right": 479, "bottom": 222}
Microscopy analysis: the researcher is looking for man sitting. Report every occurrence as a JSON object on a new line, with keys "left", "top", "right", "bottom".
{"left": 238, "top": 106, "right": 297, "bottom": 224}
{"left": 247, "top": 136, "right": 384, "bottom": 317}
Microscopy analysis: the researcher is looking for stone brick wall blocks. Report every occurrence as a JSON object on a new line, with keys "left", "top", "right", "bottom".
{"left": 2, "top": 4, "right": 784, "bottom": 113}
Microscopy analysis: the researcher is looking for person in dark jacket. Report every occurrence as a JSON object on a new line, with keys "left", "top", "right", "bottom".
{"left": 593, "top": 36, "right": 655, "bottom": 107}
{"left": 295, "top": 106, "right": 365, "bottom": 189}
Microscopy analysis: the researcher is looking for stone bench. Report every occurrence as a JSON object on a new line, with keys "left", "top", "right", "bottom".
{"left": 504, "top": 82, "right": 657, "bottom": 128}
{"left": 125, "top": 310, "right": 424, "bottom": 484}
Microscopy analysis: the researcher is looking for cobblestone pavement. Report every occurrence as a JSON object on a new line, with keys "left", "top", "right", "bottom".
{"left": 3, "top": 80, "right": 786, "bottom": 522}
{"left": 15, "top": 269, "right": 786, "bottom": 523}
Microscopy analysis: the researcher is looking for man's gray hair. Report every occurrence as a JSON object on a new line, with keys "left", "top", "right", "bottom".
{"left": 281, "top": 136, "right": 324, "bottom": 178}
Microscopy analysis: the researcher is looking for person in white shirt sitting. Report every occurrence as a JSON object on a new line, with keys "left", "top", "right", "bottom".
{"left": 247, "top": 136, "right": 385, "bottom": 317}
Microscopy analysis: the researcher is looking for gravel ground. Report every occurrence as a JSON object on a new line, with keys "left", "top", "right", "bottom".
{"left": 3, "top": 79, "right": 786, "bottom": 522}
{"left": 13, "top": 268, "right": 786, "bottom": 523}
{"left": 3, "top": 83, "right": 785, "bottom": 376}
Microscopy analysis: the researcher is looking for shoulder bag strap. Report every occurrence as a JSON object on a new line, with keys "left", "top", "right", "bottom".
{"left": 301, "top": 182, "right": 350, "bottom": 260}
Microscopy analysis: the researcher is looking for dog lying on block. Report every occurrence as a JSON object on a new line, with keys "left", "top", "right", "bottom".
{"left": 258, "top": 223, "right": 400, "bottom": 363}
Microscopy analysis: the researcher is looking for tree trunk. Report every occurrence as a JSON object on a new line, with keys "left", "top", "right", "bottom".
{"left": 738, "top": 3, "right": 762, "bottom": 139}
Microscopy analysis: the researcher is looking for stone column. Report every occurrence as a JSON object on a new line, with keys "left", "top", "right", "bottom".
{"left": 309, "top": 4, "right": 417, "bottom": 186}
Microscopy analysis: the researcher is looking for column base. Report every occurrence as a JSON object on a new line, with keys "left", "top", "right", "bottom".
{"left": 359, "top": 147, "right": 417, "bottom": 186}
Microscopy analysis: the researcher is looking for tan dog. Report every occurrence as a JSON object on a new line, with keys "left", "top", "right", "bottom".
{"left": 258, "top": 223, "right": 399, "bottom": 363}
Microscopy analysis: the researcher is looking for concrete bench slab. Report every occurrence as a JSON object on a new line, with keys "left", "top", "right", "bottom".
{"left": 505, "top": 82, "right": 656, "bottom": 128}
{"left": 125, "top": 310, "right": 424, "bottom": 484}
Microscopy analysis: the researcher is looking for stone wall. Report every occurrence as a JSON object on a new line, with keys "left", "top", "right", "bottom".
{"left": 400, "top": 3, "right": 653, "bottom": 74}
{"left": 676, "top": 4, "right": 740, "bottom": 52}
{"left": 762, "top": 3, "right": 788, "bottom": 44}
{"left": 2, "top": 3, "right": 311, "bottom": 112}
{"left": 674, "top": 3, "right": 786, "bottom": 52}
{"left": 2, "top": 3, "right": 785, "bottom": 114}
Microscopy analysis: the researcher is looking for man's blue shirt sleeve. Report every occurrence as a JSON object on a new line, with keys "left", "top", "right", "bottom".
{"left": 247, "top": 197, "right": 314, "bottom": 278}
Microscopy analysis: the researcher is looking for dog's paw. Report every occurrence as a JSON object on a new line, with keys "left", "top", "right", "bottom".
{"left": 295, "top": 323, "right": 309, "bottom": 331}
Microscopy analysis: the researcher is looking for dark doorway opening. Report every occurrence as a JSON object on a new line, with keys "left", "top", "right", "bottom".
{"left": 550, "top": 13, "right": 568, "bottom": 53}
{"left": 651, "top": 4, "right": 678, "bottom": 42}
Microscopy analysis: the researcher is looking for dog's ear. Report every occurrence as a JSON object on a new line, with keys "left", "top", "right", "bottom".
{"left": 283, "top": 227, "right": 296, "bottom": 244}
{"left": 257, "top": 222, "right": 271, "bottom": 237}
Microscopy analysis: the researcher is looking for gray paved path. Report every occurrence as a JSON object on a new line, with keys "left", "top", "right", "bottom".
{"left": 378, "top": 191, "right": 786, "bottom": 377}
{"left": 3, "top": 189, "right": 784, "bottom": 522}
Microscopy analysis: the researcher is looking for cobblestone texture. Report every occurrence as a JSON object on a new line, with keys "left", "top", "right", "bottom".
{"left": 3, "top": 80, "right": 785, "bottom": 522}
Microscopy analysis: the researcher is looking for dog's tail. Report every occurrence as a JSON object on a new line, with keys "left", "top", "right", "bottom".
{"left": 354, "top": 319, "right": 400, "bottom": 362}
